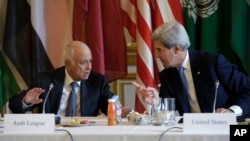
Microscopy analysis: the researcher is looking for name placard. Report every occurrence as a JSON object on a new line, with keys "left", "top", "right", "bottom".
{"left": 4, "top": 114, "right": 55, "bottom": 134}
{"left": 183, "top": 113, "right": 237, "bottom": 133}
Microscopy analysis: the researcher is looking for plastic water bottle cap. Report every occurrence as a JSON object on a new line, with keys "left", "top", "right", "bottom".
{"left": 112, "top": 95, "right": 119, "bottom": 100}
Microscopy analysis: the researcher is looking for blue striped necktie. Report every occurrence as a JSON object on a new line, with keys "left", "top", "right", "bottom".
{"left": 178, "top": 66, "right": 190, "bottom": 112}
{"left": 66, "top": 82, "right": 78, "bottom": 117}
{"left": 178, "top": 67, "right": 188, "bottom": 89}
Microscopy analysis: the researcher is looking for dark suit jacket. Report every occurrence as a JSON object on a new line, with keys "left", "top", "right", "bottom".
{"left": 8, "top": 67, "right": 114, "bottom": 116}
{"left": 159, "top": 49, "right": 250, "bottom": 116}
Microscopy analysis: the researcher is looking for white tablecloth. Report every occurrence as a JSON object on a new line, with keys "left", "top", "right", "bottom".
{"left": 0, "top": 116, "right": 229, "bottom": 141}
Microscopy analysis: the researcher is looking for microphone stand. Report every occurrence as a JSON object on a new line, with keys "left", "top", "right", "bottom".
{"left": 213, "top": 80, "right": 219, "bottom": 113}
{"left": 42, "top": 83, "right": 54, "bottom": 114}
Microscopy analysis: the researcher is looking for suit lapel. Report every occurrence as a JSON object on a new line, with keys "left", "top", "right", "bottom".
{"left": 165, "top": 69, "right": 190, "bottom": 113}
{"left": 188, "top": 49, "right": 205, "bottom": 112}
{"left": 189, "top": 50, "right": 202, "bottom": 95}
{"left": 46, "top": 67, "right": 65, "bottom": 114}
{"left": 175, "top": 69, "right": 190, "bottom": 113}
{"left": 80, "top": 81, "right": 88, "bottom": 116}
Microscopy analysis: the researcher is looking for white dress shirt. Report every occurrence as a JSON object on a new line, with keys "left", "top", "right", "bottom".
{"left": 56, "top": 70, "right": 81, "bottom": 117}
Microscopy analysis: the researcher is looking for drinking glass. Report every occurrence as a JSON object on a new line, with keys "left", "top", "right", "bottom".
{"left": 151, "top": 98, "right": 175, "bottom": 126}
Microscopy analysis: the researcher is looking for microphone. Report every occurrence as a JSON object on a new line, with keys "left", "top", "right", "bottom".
{"left": 42, "top": 81, "right": 55, "bottom": 114}
{"left": 213, "top": 80, "right": 219, "bottom": 113}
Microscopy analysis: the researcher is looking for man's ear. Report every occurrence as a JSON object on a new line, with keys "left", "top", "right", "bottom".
{"left": 173, "top": 44, "right": 181, "bottom": 53}
{"left": 65, "top": 60, "right": 70, "bottom": 66}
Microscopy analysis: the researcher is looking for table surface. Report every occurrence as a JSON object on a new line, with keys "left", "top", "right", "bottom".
{"left": 0, "top": 116, "right": 229, "bottom": 141}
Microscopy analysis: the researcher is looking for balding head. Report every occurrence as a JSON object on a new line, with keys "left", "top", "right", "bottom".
{"left": 64, "top": 41, "right": 91, "bottom": 62}
{"left": 64, "top": 41, "right": 92, "bottom": 81}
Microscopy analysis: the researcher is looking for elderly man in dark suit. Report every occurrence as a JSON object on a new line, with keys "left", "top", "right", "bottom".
{"left": 133, "top": 21, "right": 250, "bottom": 119}
{"left": 9, "top": 41, "right": 131, "bottom": 117}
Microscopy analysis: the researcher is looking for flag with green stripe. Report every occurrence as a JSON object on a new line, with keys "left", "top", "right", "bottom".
{"left": 183, "top": 0, "right": 250, "bottom": 75}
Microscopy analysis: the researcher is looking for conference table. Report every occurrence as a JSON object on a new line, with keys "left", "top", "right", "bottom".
{"left": 0, "top": 116, "right": 229, "bottom": 141}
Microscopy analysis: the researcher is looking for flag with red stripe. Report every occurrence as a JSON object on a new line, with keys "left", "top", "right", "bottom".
{"left": 1, "top": 0, "right": 127, "bottom": 112}
{"left": 121, "top": 0, "right": 183, "bottom": 113}
{"left": 73, "top": 0, "right": 127, "bottom": 82}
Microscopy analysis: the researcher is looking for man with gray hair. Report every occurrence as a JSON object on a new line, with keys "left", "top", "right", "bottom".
{"left": 9, "top": 41, "right": 131, "bottom": 118}
{"left": 133, "top": 21, "right": 250, "bottom": 120}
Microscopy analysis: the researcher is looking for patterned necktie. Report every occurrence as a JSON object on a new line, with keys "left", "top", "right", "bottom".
{"left": 178, "top": 67, "right": 200, "bottom": 113}
{"left": 178, "top": 66, "right": 190, "bottom": 113}
{"left": 178, "top": 67, "right": 188, "bottom": 89}
{"left": 66, "top": 82, "right": 78, "bottom": 117}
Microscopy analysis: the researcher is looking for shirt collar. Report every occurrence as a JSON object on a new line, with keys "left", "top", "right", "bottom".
{"left": 181, "top": 50, "right": 191, "bottom": 71}
{"left": 65, "top": 69, "right": 81, "bottom": 86}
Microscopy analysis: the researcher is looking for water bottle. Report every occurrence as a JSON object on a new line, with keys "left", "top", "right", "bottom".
{"left": 112, "top": 95, "right": 122, "bottom": 123}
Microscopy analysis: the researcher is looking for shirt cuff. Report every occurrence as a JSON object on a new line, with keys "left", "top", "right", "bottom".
{"left": 22, "top": 98, "right": 33, "bottom": 109}
{"left": 229, "top": 105, "right": 243, "bottom": 116}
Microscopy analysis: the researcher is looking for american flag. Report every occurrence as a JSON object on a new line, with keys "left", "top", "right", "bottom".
{"left": 121, "top": 0, "right": 184, "bottom": 113}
